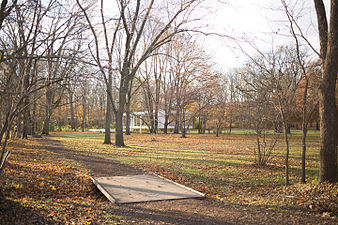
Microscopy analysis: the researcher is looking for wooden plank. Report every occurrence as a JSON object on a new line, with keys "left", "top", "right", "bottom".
{"left": 91, "top": 174, "right": 205, "bottom": 204}
{"left": 91, "top": 177, "right": 116, "bottom": 203}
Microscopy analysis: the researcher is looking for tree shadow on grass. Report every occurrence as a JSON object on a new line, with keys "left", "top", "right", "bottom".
{"left": 36, "top": 137, "right": 336, "bottom": 225}
{"left": 0, "top": 192, "right": 58, "bottom": 225}
{"left": 38, "top": 138, "right": 144, "bottom": 177}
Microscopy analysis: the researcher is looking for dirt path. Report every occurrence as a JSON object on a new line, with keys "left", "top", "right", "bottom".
{"left": 39, "top": 138, "right": 336, "bottom": 225}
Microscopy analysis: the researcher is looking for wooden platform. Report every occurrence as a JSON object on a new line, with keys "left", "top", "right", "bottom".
{"left": 91, "top": 174, "right": 205, "bottom": 204}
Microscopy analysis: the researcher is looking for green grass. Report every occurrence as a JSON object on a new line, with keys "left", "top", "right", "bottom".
{"left": 49, "top": 129, "right": 325, "bottom": 209}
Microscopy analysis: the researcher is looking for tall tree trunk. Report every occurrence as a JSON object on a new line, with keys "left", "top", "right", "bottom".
{"left": 0, "top": 107, "right": 16, "bottom": 176}
{"left": 57, "top": 106, "right": 62, "bottom": 132}
{"left": 282, "top": 115, "right": 290, "bottom": 186}
{"left": 229, "top": 117, "right": 233, "bottom": 135}
{"left": 0, "top": 112, "right": 11, "bottom": 143}
{"left": 82, "top": 96, "right": 86, "bottom": 132}
{"left": 0, "top": 125, "right": 12, "bottom": 176}
{"left": 314, "top": 0, "right": 338, "bottom": 182}
{"left": 125, "top": 102, "right": 131, "bottom": 135}
{"left": 318, "top": 60, "right": 338, "bottom": 182}
{"left": 115, "top": 77, "right": 127, "bottom": 146}
{"left": 125, "top": 78, "right": 134, "bottom": 136}
{"left": 174, "top": 109, "right": 180, "bottom": 134}
{"left": 42, "top": 88, "right": 53, "bottom": 135}
{"left": 181, "top": 109, "right": 186, "bottom": 138}
{"left": 31, "top": 90, "right": 37, "bottom": 135}
{"left": 216, "top": 126, "right": 220, "bottom": 137}
{"left": 146, "top": 85, "right": 155, "bottom": 134}
{"left": 163, "top": 91, "right": 172, "bottom": 135}
{"left": 69, "top": 92, "right": 76, "bottom": 131}
{"left": 16, "top": 114, "right": 22, "bottom": 138}
{"left": 198, "top": 110, "right": 202, "bottom": 134}
{"left": 174, "top": 86, "right": 180, "bottom": 134}
{"left": 229, "top": 77, "right": 234, "bottom": 135}
{"left": 31, "top": 62, "right": 38, "bottom": 135}
{"left": 22, "top": 73, "right": 31, "bottom": 139}
{"left": 202, "top": 119, "right": 206, "bottom": 134}
{"left": 104, "top": 90, "right": 112, "bottom": 144}
{"left": 115, "top": 109, "right": 125, "bottom": 146}
{"left": 87, "top": 104, "right": 90, "bottom": 129}
{"left": 142, "top": 84, "right": 154, "bottom": 133}
{"left": 154, "top": 104, "right": 159, "bottom": 134}
{"left": 104, "top": 65, "right": 113, "bottom": 143}
{"left": 301, "top": 76, "right": 309, "bottom": 183}
{"left": 148, "top": 105, "right": 154, "bottom": 134}
{"left": 22, "top": 97, "right": 31, "bottom": 139}
{"left": 154, "top": 77, "right": 160, "bottom": 134}
{"left": 164, "top": 114, "right": 169, "bottom": 134}
{"left": 301, "top": 124, "right": 308, "bottom": 183}
{"left": 42, "top": 115, "right": 50, "bottom": 135}
{"left": 22, "top": 26, "right": 36, "bottom": 139}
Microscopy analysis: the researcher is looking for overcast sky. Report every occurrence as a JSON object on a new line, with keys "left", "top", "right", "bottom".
{"left": 198, "top": 0, "right": 330, "bottom": 71}
{"left": 101, "top": 0, "right": 330, "bottom": 71}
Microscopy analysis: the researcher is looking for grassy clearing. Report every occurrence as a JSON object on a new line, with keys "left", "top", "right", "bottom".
{"left": 49, "top": 130, "right": 337, "bottom": 213}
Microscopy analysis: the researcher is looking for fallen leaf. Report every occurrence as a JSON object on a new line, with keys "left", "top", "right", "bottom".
{"left": 322, "top": 212, "right": 331, "bottom": 217}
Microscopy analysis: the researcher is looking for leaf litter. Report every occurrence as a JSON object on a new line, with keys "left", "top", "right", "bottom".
{"left": 0, "top": 139, "right": 123, "bottom": 225}
{"left": 1, "top": 133, "right": 337, "bottom": 224}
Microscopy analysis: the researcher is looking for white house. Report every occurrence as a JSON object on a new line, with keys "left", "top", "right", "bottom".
{"left": 128, "top": 110, "right": 173, "bottom": 130}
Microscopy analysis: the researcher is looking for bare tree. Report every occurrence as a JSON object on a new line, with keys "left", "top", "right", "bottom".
{"left": 237, "top": 64, "right": 279, "bottom": 166}
{"left": 313, "top": 0, "right": 338, "bottom": 183}
{"left": 163, "top": 34, "right": 207, "bottom": 136}
{"left": 280, "top": 0, "right": 338, "bottom": 183}
{"left": 0, "top": 0, "right": 17, "bottom": 31}
{"left": 138, "top": 51, "right": 166, "bottom": 134}
{"left": 42, "top": 57, "right": 81, "bottom": 135}
{"left": 238, "top": 45, "right": 302, "bottom": 184}
{"left": 281, "top": 0, "right": 321, "bottom": 184}
{"left": 0, "top": 0, "right": 79, "bottom": 176}
{"left": 211, "top": 74, "right": 228, "bottom": 137}
{"left": 227, "top": 72, "right": 238, "bottom": 134}
{"left": 78, "top": 0, "right": 201, "bottom": 146}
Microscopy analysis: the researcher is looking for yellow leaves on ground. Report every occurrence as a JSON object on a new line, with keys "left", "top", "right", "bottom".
{"left": 3, "top": 132, "right": 336, "bottom": 224}
{"left": 1, "top": 138, "right": 122, "bottom": 225}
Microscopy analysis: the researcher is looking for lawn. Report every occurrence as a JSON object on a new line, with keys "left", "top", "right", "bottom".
{"left": 48, "top": 129, "right": 337, "bottom": 212}
{"left": 1, "top": 129, "right": 336, "bottom": 224}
